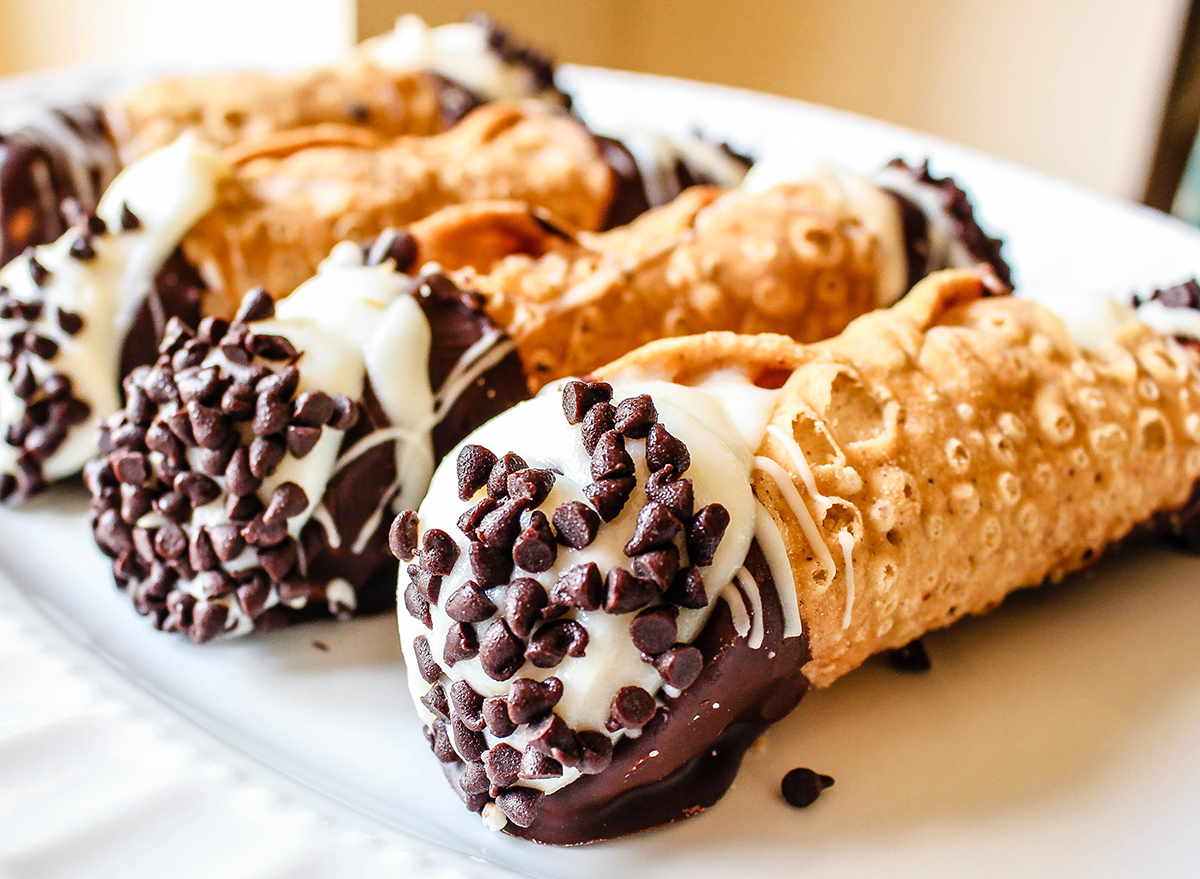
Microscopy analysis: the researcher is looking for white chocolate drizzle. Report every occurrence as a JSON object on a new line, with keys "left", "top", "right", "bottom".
{"left": 837, "top": 529, "right": 857, "bottom": 630}
{"left": 734, "top": 566, "right": 765, "bottom": 649}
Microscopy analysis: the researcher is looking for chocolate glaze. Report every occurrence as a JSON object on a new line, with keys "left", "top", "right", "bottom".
{"left": 440, "top": 540, "right": 810, "bottom": 845}
{"left": 0, "top": 105, "right": 119, "bottom": 267}
{"left": 887, "top": 189, "right": 933, "bottom": 293}
{"left": 880, "top": 159, "right": 1012, "bottom": 289}
{"left": 119, "top": 247, "right": 206, "bottom": 380}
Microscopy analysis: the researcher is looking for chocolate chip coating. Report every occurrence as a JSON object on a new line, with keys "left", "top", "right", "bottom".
{"left": 606, "top": 686, "right": 656, "bottom": 731}
{"left": 389, "top": 510, "right": 419, "bottom": 561}
{"left": 552, "top": 500, "right": 599, "bottom": 549}
{"left": 479, "top": 619, "right": 525, "bottom": 681}
{"left": 630, "top": 606, "right": 678, "bottom": 656}
{"left": 457, "top": 444, "right": 497, "bottom": 500}
{"left": 613, "top": 394, "right": 657, "bottom": 438}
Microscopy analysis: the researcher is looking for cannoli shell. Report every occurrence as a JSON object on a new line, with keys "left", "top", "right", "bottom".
{"left": 603, "top": 270, "right": 1200, "bottom": 687}
{"left": 182, "top": 103, "right": 615, "bottom": 315}
{"left": 468, "top": 180, "right": 885, "bottom": 391}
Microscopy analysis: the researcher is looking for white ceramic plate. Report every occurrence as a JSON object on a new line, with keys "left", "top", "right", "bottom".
{"left": 3, "top": 65, "right": 1200, "bottom": 879}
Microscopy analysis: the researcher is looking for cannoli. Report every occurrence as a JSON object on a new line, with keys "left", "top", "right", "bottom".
{"left": 84, "top": 236, "right": 528, "bottom": 640}
{"left": 391, "top": 268, "right": 1200, "bottom": 842}
{"left": 464, "top": 160, "right": 1009, "bottom": 388}
{"left": 0, "top": 15, "right": 570, "bottom": 268}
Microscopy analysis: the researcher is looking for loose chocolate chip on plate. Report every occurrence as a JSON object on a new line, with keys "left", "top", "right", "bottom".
{"left": 606, "top": 685, "right": 656, "bottom": 731}
{"left": 780, "top": 767, "right": 834, "bottom": 808}
{"left": 888, "top": 638, "right": 932, "bottom": 673}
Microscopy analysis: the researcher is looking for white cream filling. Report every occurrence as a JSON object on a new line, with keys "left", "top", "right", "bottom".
{"left": 365, "top": 15, "right": 557, "bottom": 102}
{"left": 1014, "top": 285, "right": 1200, "bottom": 355}
{"left": 0, "top": 133, "right": 225, "bottom": 483}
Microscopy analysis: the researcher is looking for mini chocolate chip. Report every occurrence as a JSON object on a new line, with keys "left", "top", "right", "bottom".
{"left": 404, "top": 581, "right": 432, "bottom": 628}
{"left": 10, "top": 358, "right": 34, "bottom": 400}
{"left": 225, "top": 492, "right": 263, "bottom": 521}
{"left": 444, "top": 622, "right": 479, "bottom": 665}
{"left": 196, "top": 317, "right": 229, "bottom": 345}
{"left": 189, "top": 528, "right": 219, "bottom": 572}
{"left": 25, "top": 424, "right": 66, "bottom": 462}
{"left": 234, "top": 287, "right": 276, "bottom": 324}
{"left": 631, "top": 545, "right": 680, "bottom": 591}
{"left": 450, "top": 680, "right": 485, "bottom": 731}
{"left": 285, "top": 424, "right": 321, "bottom": 457}
{"left": 512, "top": 518, "right": 557, "bottom": 573}
{"left": 173, "top": 339, "right": 208, "bottom": 371}
{"left": 688, "top": 503, "right": 730, "bottom": 566}
{"left": 483, "top": 742, "right": 522, "bottom": 789}
{"left": 369, "top": 227, "right": 418, "bottom": 272}
{"left": 120, "top": 488, "right": 153, "bottom": 524}
{"left": 479, "top": 619, "right": 525, "bottom": 681}
{"left": 606, "top": 686, "right": 656, "bottom": 731}
{"left": 224, "top": 447, "right": 259, "bottom": 497}
{"left": 430, "top": 719, "right": 458, "bottom": 763}
{"left": 624, "top": 501, "right": 682, "bottom": 556}
{"left": 256, "top": 366, "right": 299, "bottom": 401}
{"left": 577, "top": 730, "right": 614, "bottom": 775}
{"left": 525, "top": 713, "right": 581, "bottom": 768}
{"left": 119, "top": 202, "right": 141, "bottom": 230}
{"left": 421, "top": 529, "right": 459, "bottom": 575}
{"left": 60, "top": 397, "right": 90, "bottom": 427}
{"left": 469, "top": 542, "right": 514, "bottom": 587}
{"left": 154, "top": 522, "right": 188, "bottom": 559}
{"left": 291, "top": 389, "right": 334, "bottom": 427}
{"left": 507, "top": 468, "right": 555, "bottom": 505}
{"left": 187, "top": 401, "right": 230, "bottom": 450}
{"left": 604, "top": 567, "right": 658, "bottom": 615}
{"left": 506, "top": 676, "right": 563, "bottom": 725}
{"left": 655, "top": 645, "right": 703, "bottom": 689}
{"left": 174, "top": 366, "right": 220, "bottom": 405}
{"left": 561, "top": 380, "right": 612, "bottom": 424}
{"left": 476, "top": 498, "right": 530, "bottom": 550}
{"left": 389, "top": 510, "right": 419, "bottom": 561}
{"left": 43, "top": 372, "right": 72, "bottom": 400}
{"left": 780, "top": 768, "right": 834, "bottom": 808}
{"left": 263, "top": 482, "right": 308, "bottom": 525}
{"left": 247, "top": 332, "right": 298, "bottom": 362}
{"left": 614, "top": 394, "right": 658, "bottom": 438}
{"left": 329, "top": 394, "right": 359, "bottom": 430}
{"left": 580, "top": 401, "right": 616, "bottom": 455}
{"left": 526, "top": 619, "right": 588, "bottom": 668}
{"left": 242, "top": 513, "right": 288, "bottom": 548}
{"left": 143, "top": 366, "right": 178, "bottom": 405}
{"left": 259, "top": 539, "right": 299, "bottom": 581}
{"left": 457, "top": 496, "right": 497, "bottom": 539}
{"left": 145, "top": 422, "right": 182, "bottom": 460}
{"left": 69, "top": 235, "right": 95, "bottom": 260}
{"left": 456, "top": 444, "right": 497, "bottom": 500}
{"left": 888, "top": 638, "right": 932, "bottom": 673}
{"left": 665, "top": 565, "right": 708, "bottom": 609}
{"left": 483, "top": 696, "right": 517, "bottom": 737}
{"left": 445, "top": 580, "right": 497, "bottom": 623}
{"left": 487, "top": 452, "right": 528, "bottom": 498}
{"left": 550, "top": 563, "right": 602, "bottom": 611}
{"left": 551, "top": 500, "right": 599, "bottom": 549}
{"left": 165, "top": 409, "right": 195, "bottom": 445}
{"left": 646, "top": 466, "right": 695, "bottom": 520}
{"left": 252, "top": 393, "right": 289, "bottom": 436}
{"left": 174, "top": 471, "right": 220, "bottom": 507}
{"left": 26, "top": 252, "right": 49, "bottom": 285}
{"left": 422, "top": 684, "right": 450, "bottom": 721}
{"left": 503, "top": 577, "right": 548, "bottom": 638}
{"left": 133, "top": 527, "right": 158, "bottom": 564}
{"left": 24, "top": 333, "right": 58, "bottom": 360}
{"left": 219, "top": 342, "right": 251, "bottom": 366}
{"left": 495, "top": 786, "right": 544, "bottom": 828}
{"left": 459, "top": 762, "right": 490, "bottom": 795}
{"left": 630, "top": 606, "right": 678, "bottom": 656}
{"left": 519, "top": 747, "right": 563, "bottom": 780}
{"left": 646, "top": 423, "right": 690, "bottom": 474}
{"left": 194, "top": 570, "right": 235, "bottom": 599}
{"left": 155, "top": 490, "right": 192, "bottom": 524}
{"left": 189, "top": 602, "right": 228, "bottom": 643}
{"left": 0, "top": 473, "right": 17, "bottom": 502}
{"left": 220, "top": 383, "right": 256, "bottom": 418}
{"left": 111, "top": 450, "right": 149, "bottom": 485}
{"left": 248, "top": 435, "right": 286, "bottom": 479}
{"left": 159, "top": 318, "right": 192, "bottom": 354}
{"left": 591, "top": 430, "right": 634, "bottom": 481}
{"left": 124, "top": 387, "right": 153, "bottom": 425}
{"left": 56, "top": 308, "right": 84, "bottom": 335}
{"left": 208, "top": 523, "right": 246, "bottom": 562}
{"left": 585, "top": 476, "right": 635, "bottom": 522}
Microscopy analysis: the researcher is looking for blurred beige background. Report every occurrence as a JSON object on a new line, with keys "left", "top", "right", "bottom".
{"left": 0, "top": 0, "right": 1190, "bottom": 202}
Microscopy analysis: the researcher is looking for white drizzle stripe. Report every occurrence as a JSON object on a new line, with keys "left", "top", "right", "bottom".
{"left": 837, "top": 530, "right": 857, "bottom": 630}
{"left": 332, "top": 424, "right": 429, "bottom": 473}
{"left": 754, "top": 500, "right": 803, "bottom": 639}
{"left": 733, "top": 567, "right": 765, "bottom": 650}
{"left": 352, "top": 480, "right": 402, "bottom": 556}
{"left": 765, "top": 423, "right": 833, "bottom": 516}
{"left": 720, "top": 582, "right": 751, "bottom": 638}
{"left": 309, "top": 503, "right": 342, "bottom": 550}
{"left": 754, "top": 455, "right": 836, "bottom": 582}
{"left": 433, "top": 330, "right": 515, "bottom": 416}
